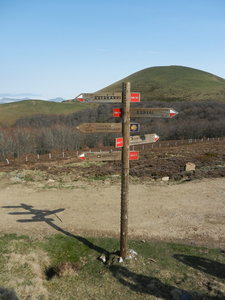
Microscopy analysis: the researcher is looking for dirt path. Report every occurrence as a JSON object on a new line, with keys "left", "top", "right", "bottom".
{"left": 0, "top": 178, "right": 225, "bottom": 248}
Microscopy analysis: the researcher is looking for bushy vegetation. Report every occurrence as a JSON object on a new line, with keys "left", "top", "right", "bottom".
{"left": 0, "top": 100, "right": 224, "bottom": 159}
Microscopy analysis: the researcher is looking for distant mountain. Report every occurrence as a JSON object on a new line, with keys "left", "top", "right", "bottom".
{"left": 0, "top": 96, "right": 65, "bottom": 104}
{"left": 0, "top": 97, "right": 30, "bottom": 104}
{"left": 98, "top": 65, "right": 225, "bottom": 101}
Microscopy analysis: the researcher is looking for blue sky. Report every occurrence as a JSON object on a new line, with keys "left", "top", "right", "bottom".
{"left": 0, "top": 0, "right": 225, "bottom": 101}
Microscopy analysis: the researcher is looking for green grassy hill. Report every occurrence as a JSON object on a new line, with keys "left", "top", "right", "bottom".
{"left": 1, "top": 66, "right": 225, "bottom": 126}
{"left": 98, "top": 65, "right": 225, "bottom": 101}
{"left": 0, "top": 99, "right": 89, "bottom": 126}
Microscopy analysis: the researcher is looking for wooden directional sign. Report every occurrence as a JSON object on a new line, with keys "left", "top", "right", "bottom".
{"left": 77, "top": 122, "right": 140, "bottom": 133}
{"left": 75, "top": 92, "right": 140, "bottom": 103}
{"left": 79, "top": 151, "right": 139, "bottom": 161}
{"left": 76, "top": 123, "right": 121, "bottom": 133}
{"left": 113, "top": 107, "right": 178, "bottom": 118}
{"left": 115, "top": 133, "right": 159, "bottom": 148}
{"left": 130, "top": 108, "right": 178, "bottom": 118}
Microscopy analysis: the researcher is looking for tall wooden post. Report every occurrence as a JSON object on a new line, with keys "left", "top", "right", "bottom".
{"left": 120, "top": 82, "right": 131, "bottom": 259}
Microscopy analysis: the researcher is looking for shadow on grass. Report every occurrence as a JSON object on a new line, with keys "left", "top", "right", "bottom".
{"left": 174, "top": 254, "right": 225, "bottom": 279}
{"left": 0, "top": 287, "right": 19, "bottom": 300}
{"left": 2, "top": 203, "right": 110, "bottom": 256}
{"left": 109, "top": 265, "right": 225, "bottom": 300}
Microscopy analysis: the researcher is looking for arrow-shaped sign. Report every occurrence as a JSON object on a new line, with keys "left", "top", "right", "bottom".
{"left": 77, "top": 123, "right": 140, "bottom": 133}
{"left": 130, "top": 107, "right": 178, "bottom": 118}
{"left": 76, "top": 92, "right": 140, "bottom": 103}
{"left": 115, "top": 134, "right": 159, "bottom": 148}
{"left": 113, "top": 107, "right": 178, "bottom": 118}
{"left": 79, "top": 151, "right": 139, "bottom": 161}
{"left": 76, "top": 123, "right": 121, "bottom": 133}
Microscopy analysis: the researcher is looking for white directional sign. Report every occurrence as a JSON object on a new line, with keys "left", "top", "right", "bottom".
{"left": 76, "top": 123, "right": 121, "bottom": 133}
{"left": 115, "top": 134, "right": 159, "bottom": 148}
{"left": 79, "top": 151, "right": 139, "bottom": 161}
{"left": 75, "top": 92, "right": 140, "bottom": 103}
{"left": 77, "top": 122, "right": 140, "bottom": 133}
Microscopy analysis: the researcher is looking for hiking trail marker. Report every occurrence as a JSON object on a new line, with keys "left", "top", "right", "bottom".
{"left": 115, "top": 133, "right": 159, "bottom": 148}
{"left": 77, "top": 83, "right": 178, "bottom": 260}
{"left": 113, "top": 107, "right": 178, "bottom": 118}
{"left": 76, "top": 122, "right": 140, "bottom": 133}
{"left": 75, "top": 92, "right": 140, "bottom": 103}
{"left": 79, "top": 151, "right": 139, "bottom": 161}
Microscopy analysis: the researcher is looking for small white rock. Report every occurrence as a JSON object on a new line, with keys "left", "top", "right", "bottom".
{"left": 162, "top": 176, "right": 169, "bottom": 182}
{"left": 118, "top": 257, "right": 123, "bottom": 263}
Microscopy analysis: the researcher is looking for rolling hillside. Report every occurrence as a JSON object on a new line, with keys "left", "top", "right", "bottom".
{"left": 1, "top": 65, "right": 225, "bottom": 126}
{"left": 98, "top": 65, "right": 225, "bottom": 101}
{"left": 0, "top": 99, "right": 89, "bottom": 126}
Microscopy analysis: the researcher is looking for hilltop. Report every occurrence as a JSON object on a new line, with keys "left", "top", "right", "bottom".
{"left": 98, "top": 65, "right": 225, "bottom": 101}
{"left": 1, "top": 66, "right": 225, "bottom": 126}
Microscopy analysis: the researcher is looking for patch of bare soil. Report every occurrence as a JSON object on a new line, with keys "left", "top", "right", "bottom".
{"left": 0, "top": 140, "right": 225, "bottom": 248}
{"left": 0, "top": 176, "right": 225, "bottom": 249}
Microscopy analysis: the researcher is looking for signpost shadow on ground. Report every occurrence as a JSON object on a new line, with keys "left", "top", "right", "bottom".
{"left": 2, "top": 203, "right": 109, "bottom": 256}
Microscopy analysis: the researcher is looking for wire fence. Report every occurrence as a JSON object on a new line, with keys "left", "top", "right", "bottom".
{"left": 0, "top": 136, "right": 225, "bottom": 166}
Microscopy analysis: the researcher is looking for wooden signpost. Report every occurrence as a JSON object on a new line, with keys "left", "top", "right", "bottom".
{"left": 77, "top": 82, "right": 178, "bottom": 260}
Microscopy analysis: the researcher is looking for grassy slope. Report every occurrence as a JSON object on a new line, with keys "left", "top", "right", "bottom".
{"left": 1, "top": 66, "right": 225, "bottom": 126}
{"left": 0, "top": 234, "right": 224, "bottom": 299}
{"left": 99, "top": 65, "right": 225, "bottom": 101}
{"left": 0, "top": 99, "right": 89, "bottom": 126}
